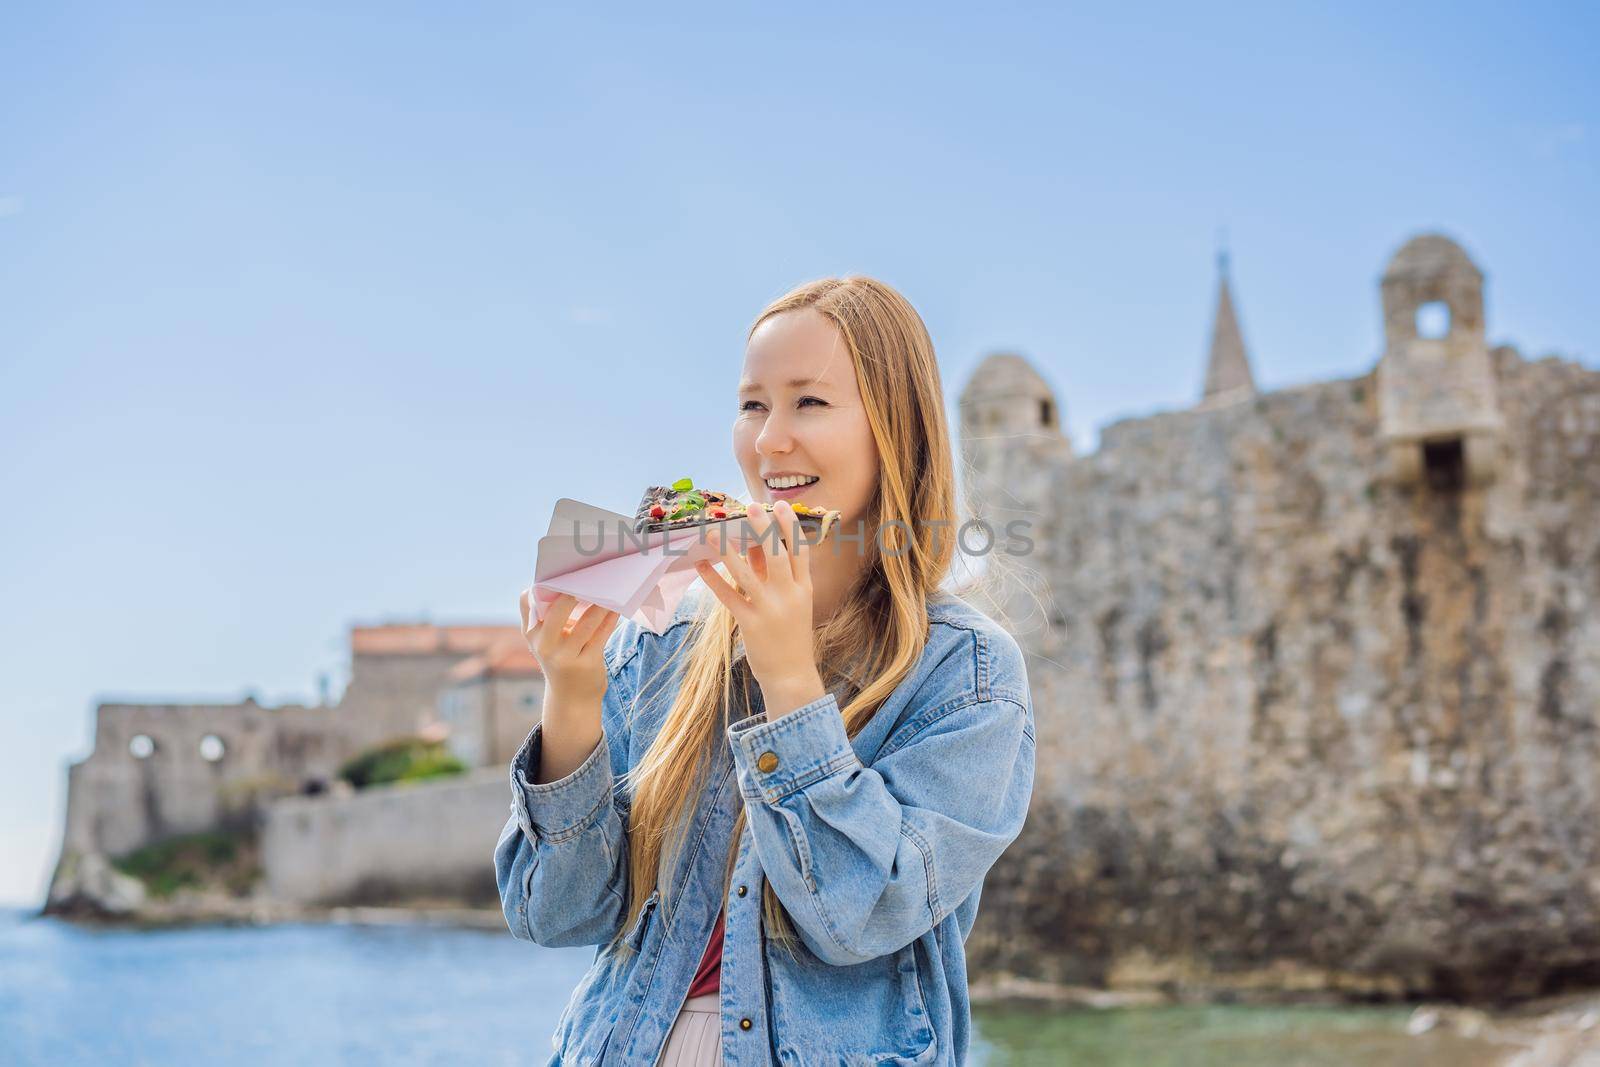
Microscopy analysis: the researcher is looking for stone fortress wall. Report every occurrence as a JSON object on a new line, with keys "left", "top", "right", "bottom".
{"left": 258, "top": 630, "right": 545, "bottom": 908}
{"left": 261, "top": 768, "right": 510, "bottom": 907}
{"left": 47, "top": 623, "right": 543, "bottom": 910}
{"left": 57, "top": 698, "right": 340, "bottom": 860}
{"left": 961, "top": 234, "right": 1600, "bottom": 999}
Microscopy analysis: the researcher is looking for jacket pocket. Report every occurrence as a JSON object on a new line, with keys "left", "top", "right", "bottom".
{"left": 765, "top": 935, "right": 936, "bottom": 1064}
{"left": 625, "top": 887, "right": 661, "bottom": 951}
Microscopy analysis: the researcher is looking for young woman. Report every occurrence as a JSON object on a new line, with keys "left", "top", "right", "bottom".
{"left": 497, "top": 277, "right": 1036, "bottom": 1066}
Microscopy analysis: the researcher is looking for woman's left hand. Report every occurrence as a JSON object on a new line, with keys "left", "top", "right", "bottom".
{"left": 695, "top": 499, "right": 825, "bottom": 716}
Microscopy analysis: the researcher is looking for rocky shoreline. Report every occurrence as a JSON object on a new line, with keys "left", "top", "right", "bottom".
{"left": 42, "top": 892, "right": 508, "bottom": 932}
{"left": 38, "top": 899, "right": 1600, "bottom": 1065}
{"left": 39, "top": 906, "right": 1600, "bottom": 1061}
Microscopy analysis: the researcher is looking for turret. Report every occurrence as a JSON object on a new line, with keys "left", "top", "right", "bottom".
{"left": 957, "top": 353, "right": 1067, "bottom": 585}
{"left": 1376, "top": 234, "right": 1503, "bottom": 488}
{"left": 958, "top": 352, "right": 1066, "bottom": 443}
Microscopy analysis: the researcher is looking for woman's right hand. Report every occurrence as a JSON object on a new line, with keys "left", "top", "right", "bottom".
{"left": 520, "top": 591, "right": 622, "bottom": 707}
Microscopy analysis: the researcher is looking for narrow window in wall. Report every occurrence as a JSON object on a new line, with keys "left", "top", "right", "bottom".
{"left": 1423, "top": 437, "right": 1466, "bottom": 491}
{"left": 1416, "top": 301, "right": 1451, "bottom": 340}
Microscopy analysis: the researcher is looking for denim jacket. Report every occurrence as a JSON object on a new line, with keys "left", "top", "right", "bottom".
{"left": 493, "top": 586, "right": 1036, "bottom": 1066}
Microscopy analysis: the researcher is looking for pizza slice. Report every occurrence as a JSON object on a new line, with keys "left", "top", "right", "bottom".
{"left": 633, "top": 476, "right": 841, "bottom": 541}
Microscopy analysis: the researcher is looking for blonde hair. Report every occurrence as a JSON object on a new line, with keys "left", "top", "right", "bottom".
{"left": 608, "top": 276, "right": 958, "bottom": 959}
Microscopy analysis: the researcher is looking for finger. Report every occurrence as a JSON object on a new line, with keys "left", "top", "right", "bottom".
{"left": 695, "top": 559, "right": 750, "bottom": 616}
{"left": 791, "top": 506, "right": 811, "bottom": 582}
{"left": 774, "top": 500, "right": 802, "bottom": 581}
{"left": 519, "top": 588, "right": 532, "bottom": 635}
{"left": 570, "top": 601, "right": 611, "bottom": 646}
{"left": 578, "top": 609, "right": 620, "bottom": 656}
{"left": 758, "top": 502, "right": 793, "bottom": 586}
{"left": 716, "top": 523, "right": 760, "bottom": 598}
{"left": 747, "top": 505, "right": 790, "bottom": 588}
{"left": 745, "top": 539, "right": 769, "bottom": 582}
{"left": 751, "top": 502, "right": 787, "bottom": 555}
{"left": 537, "top": 594, "right": 579, "bottom": 649}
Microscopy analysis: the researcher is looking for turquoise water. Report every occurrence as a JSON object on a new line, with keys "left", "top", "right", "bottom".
{"left": 969, "top": 999, "right": 1510, "bottom": 1066}
{"left": 0, "top": 908, "right": 1507, "bottom": 1065}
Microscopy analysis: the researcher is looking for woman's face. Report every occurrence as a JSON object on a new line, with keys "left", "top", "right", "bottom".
{"left": 734, "top": 309, "right": 880, "bottom": 534}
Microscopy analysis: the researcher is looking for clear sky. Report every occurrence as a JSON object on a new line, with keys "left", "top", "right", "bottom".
{"left": 2, "top": 2, "right": 1595, "bottom": 906}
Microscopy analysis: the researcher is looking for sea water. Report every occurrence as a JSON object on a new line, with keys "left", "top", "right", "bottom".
{"left": 0, "top": 908, "right": 1510, "bottom": 1066}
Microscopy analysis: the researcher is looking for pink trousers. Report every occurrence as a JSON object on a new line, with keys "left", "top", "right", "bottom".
{"left": 659, "top": 992, "right": 725, "bottom": 1066}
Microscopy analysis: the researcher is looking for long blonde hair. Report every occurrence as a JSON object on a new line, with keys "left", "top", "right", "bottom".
{"left": 608, "top": 276, "right": 958, "bottom": 958}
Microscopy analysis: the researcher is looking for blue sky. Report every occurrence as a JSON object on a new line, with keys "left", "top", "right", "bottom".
{"left": 2, "top": 2, "right": 1595, "bottom": 905}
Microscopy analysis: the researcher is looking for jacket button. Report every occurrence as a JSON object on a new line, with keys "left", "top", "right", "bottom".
{"left": 740, "top": 1018, "right": 753, "bottom": 1030}
{"left": 756, "top": 751, "right": 779, "bottom": 773}
{"left": 736, "top": 885, "right": 747, "bottom": 897}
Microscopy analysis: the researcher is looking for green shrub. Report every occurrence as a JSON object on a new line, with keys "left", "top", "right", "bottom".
{"left": 112, "top": 828, "right": 258, "bottom": 899}
{"left": 337, "top": 736, "right": 467, "bottom": 790}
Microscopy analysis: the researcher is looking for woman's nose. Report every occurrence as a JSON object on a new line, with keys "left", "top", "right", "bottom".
{"left": 756, "top": 414, "right": 794, "bottom": 455}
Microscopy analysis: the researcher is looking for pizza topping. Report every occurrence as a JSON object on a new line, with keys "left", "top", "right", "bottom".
{"left": 633, "top": 476, "right": 839, "bottom": 539}
{"left": 669, "top": 491, "right": 707, "bottom": 520}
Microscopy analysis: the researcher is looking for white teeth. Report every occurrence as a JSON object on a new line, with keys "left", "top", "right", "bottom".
{"left": 765, "top": 475, "right": 819, "bottom": 489}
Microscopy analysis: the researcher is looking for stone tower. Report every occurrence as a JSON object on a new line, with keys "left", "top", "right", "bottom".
{"left": 1376, "top": 233, "right": 1504, "bottom": 487}
{"left": 957, "top": 353, "right": 1070, "bottom": 583}
{"left": 959, "top": 352, "right": 1067, "bottom": 442}
{"left": 1199, "top": 251, "right": 1257, "bottom": 409}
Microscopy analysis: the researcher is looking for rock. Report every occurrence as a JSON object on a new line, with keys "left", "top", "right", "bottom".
{"left": 1407, "top": 1008, "right": 1440, "bottom": 1036}
{"left": 43, "top": 850, "right": 147, "bottom": 918}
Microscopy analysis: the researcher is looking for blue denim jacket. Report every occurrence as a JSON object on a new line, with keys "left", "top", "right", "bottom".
{"left": 494, "top": 586, "right": 1036, "bottom": 1066}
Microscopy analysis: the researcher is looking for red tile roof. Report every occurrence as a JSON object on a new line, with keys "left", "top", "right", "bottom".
{"left": 351, "top": 624, "right": 525, "bottom": 657}
{"left": 447, "top": 637, "right": 543, "bottom": 681}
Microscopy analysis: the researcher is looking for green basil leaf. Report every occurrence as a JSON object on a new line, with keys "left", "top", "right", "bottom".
{"left": 671, "top": 477, "right": 694, "bottom": 492}
{"left": 667, "top": 491, "right": 698, "bottom": 513}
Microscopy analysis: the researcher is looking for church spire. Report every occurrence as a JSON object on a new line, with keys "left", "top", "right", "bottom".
{"left": 1200, "top": 242, "right": 1257, "bottom": 409}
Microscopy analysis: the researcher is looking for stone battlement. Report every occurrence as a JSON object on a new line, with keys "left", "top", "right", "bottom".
{"left": 960, "top": 234, "right": 1600, "bottom": 999}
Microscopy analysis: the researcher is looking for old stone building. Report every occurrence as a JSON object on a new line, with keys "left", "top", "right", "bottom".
{"left": 51, "top": 697, "right": 341, "bottom": 864}
{"left": 46, "top": 621, "right": 535, "bottom": 912}
{"left": 438, "top": 636, "right": 544, "bottom": 768}
{"left": 336, "top": 623, "right": 538, "bottom": 755}
{"left": 960, "top": 232, "right": 1600, "bottom": 1000}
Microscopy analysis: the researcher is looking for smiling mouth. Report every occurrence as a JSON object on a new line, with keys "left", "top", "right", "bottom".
{"left": 765, "top": 476, "right": 820, "bottom": 496}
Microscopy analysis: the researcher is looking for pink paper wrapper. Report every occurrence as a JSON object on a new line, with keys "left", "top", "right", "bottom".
{"left": 525, "top": 497, "right": 774, "bottom": 636}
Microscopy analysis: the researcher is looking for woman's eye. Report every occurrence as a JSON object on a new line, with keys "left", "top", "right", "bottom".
{"left": 739, "top": 397, "right": 826, "bottom": 411}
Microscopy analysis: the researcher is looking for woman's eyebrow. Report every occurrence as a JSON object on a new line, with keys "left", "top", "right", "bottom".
{"left": 738, "top": 376, "right": 828, "bottom": 394}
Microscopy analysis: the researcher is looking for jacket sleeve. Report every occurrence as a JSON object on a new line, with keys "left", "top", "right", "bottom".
{"left": 726, "top": 637, "right": 1036, "bottom": 967}
{"left": 494, "top": 621, "right": 640, "bottom": 948}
